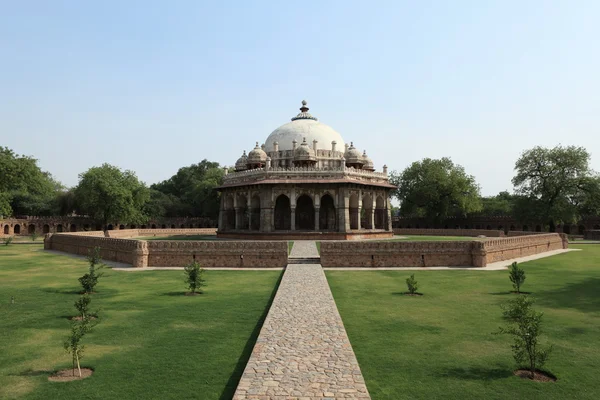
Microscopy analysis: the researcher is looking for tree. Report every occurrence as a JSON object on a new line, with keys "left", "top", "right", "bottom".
{"left": 184, "top": 261, "right": 206, "bottom": 294}
{"left": 512, "top": 145, "right": 600, "bottom": 231}
{"left": 64, "top": 319, "right": 92, "bottom": 377}
{"left": 508, "top": 262, "right": 526, "bottom": 293}
{"left": 74, "top": 295, "right": 92, "bottom": 320}
{"left": 477, "top": 191, "right": 516, "bottom": 217}
{"left": 79, "top": 247, "right": 104, "bottom": 294}
{"left": 406, "top": 274, "right": 419, "bottom": 294}
{"left": 0, "top": 147, "right": 63, "bottom": 217}
{"left": 389, "top": 158, "right": 482, "bottom": 222}
{"left": 151, "top": 160, "right": 224, "bottom": 219}
{"left": 74, "top": 164, "right": 150, "bottom": 229}
{"left": 497, "top": 296, "right": 552, "bottom": 379}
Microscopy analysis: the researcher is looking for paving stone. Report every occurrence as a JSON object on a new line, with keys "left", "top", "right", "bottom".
{"left": 233, "top": 254, "right": 371, "bottom": 399}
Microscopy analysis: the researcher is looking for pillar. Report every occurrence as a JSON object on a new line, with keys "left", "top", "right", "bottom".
{"left": 291, "top": 207, "right": 296, "bottom": 231}
{"left": 247, "top": 195, "right": 252, "bottom": 230}
{"left": 235, "top": 208, "right": 242, "bottom": 230}
{"left": 218, "top": 196, "right": 225, "bottom": 231}
{"left": 357, "top": 195, "right": 362, "bottom": 230}
{"left": 370, "top": 199, "right": 375, "bottom": 230}
{"left": 386, "top": 196, "right": 393, "bottom": 231}
{"left": 315, "top": 207, "right": 320, "bottom": 231}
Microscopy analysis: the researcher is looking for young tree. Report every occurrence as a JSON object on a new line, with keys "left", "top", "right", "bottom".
{"left": 512, "top": 145, "right": 600, "bottom": 231}
{"left": 74, "top": 295, "right": 92, "bottom": 320}
{"left": 497, "top": 296, "right": 552, "bottom": 379}
{"left": 509, "top": 262, "right": 526, "bottom": 293}
{"left": 406, "top": 274, "right": 419, "bottom": 295}
{"left": 79, "top": 247, "right": 104, "bottom": 294}
{"left": 64, "top": 318, "right": 93, "bottom": 377}
{"left": 74, "top": 163, "right": 150, "bottom": 230}
{"left": 184, "top": 261, "right": 206, "bottom": 294}
{"left": 389, "top": 158, "right": 482, "bottom": 222}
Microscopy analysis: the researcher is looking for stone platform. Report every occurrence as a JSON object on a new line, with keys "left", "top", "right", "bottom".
{"left": 217, "top": 230, "right": 392, "bottom": 241}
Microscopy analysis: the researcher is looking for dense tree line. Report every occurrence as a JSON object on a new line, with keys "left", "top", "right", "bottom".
{"left": 0, "top": 146, "right": 225, "bottom": 227}
{"left": 3, "top": 144, "right": 599, "bottom": 232}
{"left": 390, "top": 145, "right": 600, "bottom": 231}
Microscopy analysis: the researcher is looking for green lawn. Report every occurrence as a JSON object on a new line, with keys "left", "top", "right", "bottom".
{"left": 327, "top": 245, "right": 600, "bottom": 400}
{"left": 0, "top": 244, "right": 281, "bottom": 400}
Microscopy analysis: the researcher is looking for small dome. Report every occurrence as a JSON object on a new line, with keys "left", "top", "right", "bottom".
{"left": 294, "top": 138, "right": 316, "bottom": 162}
{"left": 235, "top": 151, "right": 248, "bottom": 171}
{"left": 247, "top": 142, "right": 268, "bottom": 165}
{"left": 345, "top": 142, "right": 364, "bottom": 166}
{"left": 362, "top": 150, "right": 375, "bottom": 171}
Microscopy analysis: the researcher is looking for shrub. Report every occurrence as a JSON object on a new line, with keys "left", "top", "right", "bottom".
{"left": 509, "top": 262, "right": 526, "bottom": 293}
{"left": 406, "top": 274, "right": 419, "bottom": 294}
{"left": 79, "top": 247, "right": 104, "bottom": 294}
{"left": 2, "top": 236, "right": 13, "bottom": 246}
{"left": 184, "top": 261, "right": 206, "bottom": 294}
{"left": 496, "top": 296, "right": 552, "bottom": 379}
{"left": 31, "top": 232, "right": 39, "bottom": 241}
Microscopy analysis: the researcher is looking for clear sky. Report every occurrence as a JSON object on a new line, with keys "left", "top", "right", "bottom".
{"left": 1, "top": 1, "right": 599, "bottom": 196}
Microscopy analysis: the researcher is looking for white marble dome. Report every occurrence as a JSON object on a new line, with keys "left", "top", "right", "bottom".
{"left": 264, "top": 101, "right": 345, "bottom": 152}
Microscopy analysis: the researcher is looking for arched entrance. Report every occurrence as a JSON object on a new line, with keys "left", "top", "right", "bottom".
{"left": 361, "top": 194, "right": 373, "bottom": 229}
{"left": 28, "top": 224, "right": 36, "bottom": 234}
{"left": 319, "top": 194, "right": 336, "bottom": 231}
{"left": 251, "top": 195, "right": 261, "bottom": 231}
{"left": 296, "top": 195, "right": 314, "bottom": 230}
{"left": 349, "top": 194, "right": 359, "bottom": 230}
{"left": 375, "top": 196, "right": 386, "bottom": 229}
{"left": 70, "top": 224, "right": 77, "bottom": 232}
{"left": 14, "top": 224, "right": 21, "bottom": 234}
{"left": 274, "top": 195, "right": 291, "bottom": 230}
{"left": 43, "top": 224, "right": 50, "bottom": 234}
{"left": 3, "top": 225, "right": 9, "bottom": 234}
{"left": 237, "top": 194, "right": 249, "bottom": 230}
{"left": 57, "top": 224, "right": 63, "bottom": 232}
{"left": 224, "top": 195, "right": 235, "bottom": 230}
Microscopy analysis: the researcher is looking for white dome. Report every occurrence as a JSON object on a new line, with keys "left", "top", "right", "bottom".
{"left": 264, "top": 101, "right": 345, "bottom": 152}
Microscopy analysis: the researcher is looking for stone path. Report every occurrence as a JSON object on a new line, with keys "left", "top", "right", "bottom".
{"left": 233, "top": 261, "right": 371, "bottom": 399}
{"left": 289, "top": 240, "right": 320, "bottom": 258}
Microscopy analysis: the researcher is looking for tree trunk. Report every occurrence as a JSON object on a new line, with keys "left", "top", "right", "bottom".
{"left": 76, "top": 350, "right": 82, "bottom": 377}
{"left": 549, "top": 219, "right": 556, "bottom": 232}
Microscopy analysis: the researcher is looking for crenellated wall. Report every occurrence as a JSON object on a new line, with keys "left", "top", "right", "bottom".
{"left": 320, "top": 233, "right": 567, "bottom": 268}
{"left": 393, "top": 228, "right": 504, "bottom": 237}
{"left": 44, "top": 231, "right": 286, "bottom": 268}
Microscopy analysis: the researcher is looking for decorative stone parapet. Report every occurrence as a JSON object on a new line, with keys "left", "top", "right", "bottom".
{"left": 393, "top": 228, "right": 504, "bottom": 237}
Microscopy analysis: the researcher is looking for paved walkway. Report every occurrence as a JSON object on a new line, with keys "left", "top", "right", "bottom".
{"left": 289, "top": 240, "right": 320, "bottom": 258}
{"left": 233, "top": 262, "right": 370, "bottom": 399}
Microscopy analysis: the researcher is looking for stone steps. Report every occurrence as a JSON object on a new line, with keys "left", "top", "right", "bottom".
{"left": 288, "top": 257, "right": 321, "bottom": 264}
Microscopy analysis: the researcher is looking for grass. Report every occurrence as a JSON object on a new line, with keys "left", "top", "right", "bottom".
{"left": 327, "top": 245, "right": 600, "bottom": 400}
{"left": 0, "top": 244, "right": 281, "bottom": 400}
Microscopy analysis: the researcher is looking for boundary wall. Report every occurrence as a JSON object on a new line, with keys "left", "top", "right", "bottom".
{"left": 44, "top": 231, "right": 286, "bottom": 268}
{"left": 321, "top": 233, "right": 568, "bottom": 268}
{"left": 393, "top": 228, "right": 504, "bottom": 237}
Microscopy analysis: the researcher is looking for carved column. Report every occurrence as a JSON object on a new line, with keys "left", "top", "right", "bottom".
{"left": 357, "top": 194, "right": 362, "bottom": 230}
{"left": 247, "top": 195, "right": 252, "bottom": 231}
{"left": 386, "top": 195, "right": 393, "bottom": 231}
{"left": 314, "top": 207, "right": 320, "bottom": 230}
{"left": 370, "top": 197, "right": 376, "bottom": 230}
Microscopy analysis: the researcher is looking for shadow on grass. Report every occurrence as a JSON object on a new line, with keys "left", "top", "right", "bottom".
{"left": 41, "top": 287, "right": 81, "bottom": 295}
{"left": 535, "top": 278, "right": 600, "bottom": 313}
{"left": 489, "top": 291, "right": 533, "bottom": 296}
{"left": 161, "top": 291, "right": 188, "bottom": 297}
{"left": 436, "top": 366, "right": 512, "bottom": 381}
{"left": 218, "top": 269, "right": 285, "bottom": 400}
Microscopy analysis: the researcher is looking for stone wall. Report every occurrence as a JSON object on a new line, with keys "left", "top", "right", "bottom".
{"left": 107, "top": 228, "right": 217, "bottom": 239}
{"left": 146, "top": 241, "right": 287, "bottom": 268}
{"left": 393, "top": 228, "right": 504, "bottom": 237}
{"left": 45, "top": 234, "right": 138, "bottom": 264}
{"left": 321, "top": 241, "right": 485, "bottom": 268}
{"left": 320, "top": 233, "right": 567, "bottom": 268}
{"left": 584, "top": 230, "right": 600, "bottom": 240}
{"left": 484, "top": 234, "right": 567, "bottom": 263}
{"left": 44, "top": 232, "right": 286, "bottom": 268}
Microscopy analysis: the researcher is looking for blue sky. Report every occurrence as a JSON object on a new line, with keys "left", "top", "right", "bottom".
{"left": 1, "top": 0, "right": 599, "bottom": 195}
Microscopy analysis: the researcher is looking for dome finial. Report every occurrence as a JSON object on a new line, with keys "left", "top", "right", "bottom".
{"left": 291, "top": 99, "right": 317, "bottom": 121}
